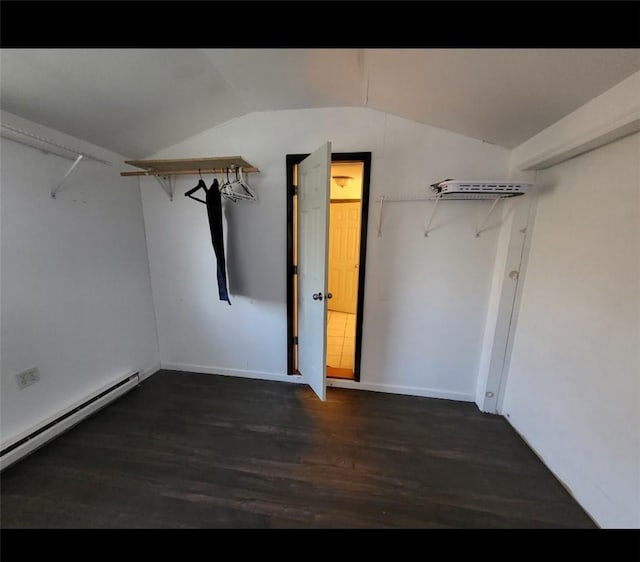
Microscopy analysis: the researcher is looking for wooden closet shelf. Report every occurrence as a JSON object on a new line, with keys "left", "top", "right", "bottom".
{"left": 120, "top": 156, "right": 259, "bottom": 177}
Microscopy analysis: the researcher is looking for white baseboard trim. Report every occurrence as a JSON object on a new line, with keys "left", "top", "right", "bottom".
{"left": 327, "top": 378, "right": 475, "bottom": 402}
{"left": 160, "top": 362, "right": 305, "bottom": 385}
{"left": 1, "top": 370, "right": 140, "bottom": 471}
{"left": 138, "top": 362, "right": 161, "bottom": 383}
{"left": 160, "top": 362, "right": 473, "bottom": 402}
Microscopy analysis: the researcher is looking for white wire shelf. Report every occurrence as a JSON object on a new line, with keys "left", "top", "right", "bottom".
{"left": 1, "top": 122, "right": 112, "bottom": 199}
{"left": 376, "top": 189, "right": 527, "bottom": 238}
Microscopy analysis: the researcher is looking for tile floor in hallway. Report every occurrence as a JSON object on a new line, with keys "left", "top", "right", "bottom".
{"left": 326, "top": 310, "right": 356, "bottom": 371}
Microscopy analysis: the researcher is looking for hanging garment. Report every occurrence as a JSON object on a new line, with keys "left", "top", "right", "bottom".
{"left": 205, "top": 178, "right": 231, "bottom": 305}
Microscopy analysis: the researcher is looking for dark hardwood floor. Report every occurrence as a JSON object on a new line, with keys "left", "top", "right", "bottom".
{"left": 1, "top": 370, "right": 596, "bottom": 529}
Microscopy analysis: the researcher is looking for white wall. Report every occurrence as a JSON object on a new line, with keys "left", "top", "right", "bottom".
{"left": 503, "top": 132, "right": 640, "bottom": 528}
{"left": 141, "top": 107, "right": 511, "bottom": 400}
{"left": 1, "top": 112, "right": 160, "bottom": 444}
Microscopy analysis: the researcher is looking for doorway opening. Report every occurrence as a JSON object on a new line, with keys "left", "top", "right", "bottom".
{"left": 286, "top": 152, "right": 371, "bottom": 382}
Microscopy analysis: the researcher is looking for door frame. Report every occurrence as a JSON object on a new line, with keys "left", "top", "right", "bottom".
{"left": 286, "top": 151, "right": 372, "bottom": 382}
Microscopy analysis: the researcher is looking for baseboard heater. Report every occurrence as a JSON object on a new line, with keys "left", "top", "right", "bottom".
{"left": 0, "top": 371, "right": 139, "bottom": 471}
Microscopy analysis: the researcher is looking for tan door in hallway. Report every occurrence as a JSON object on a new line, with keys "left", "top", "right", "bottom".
{"left": 328, "top": 201, "right": 361, "bottom": 314}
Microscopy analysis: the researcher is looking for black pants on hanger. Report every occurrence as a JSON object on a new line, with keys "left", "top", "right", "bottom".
{"left": 206, "top": 179, "right": 231, "bottom": 305}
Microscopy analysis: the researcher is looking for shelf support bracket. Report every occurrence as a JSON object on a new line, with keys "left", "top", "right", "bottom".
{"left": 475, "top": 198, "right": 501, "bottom": 237}
{"left": 155, "top": 175, "right": 174, "bottom": 201}
{"left": 424, "top": 195, "right": 442, "bottom": 237}
{"left": 377, "top": 196, "right": 385, "bottom": 237}
{"left": 51, "top": 154, "right": 83, "bottom": 199}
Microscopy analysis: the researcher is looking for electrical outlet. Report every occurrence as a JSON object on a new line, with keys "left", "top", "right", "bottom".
{"left": 16, "top": 367, "right": 41, "bottom": 390}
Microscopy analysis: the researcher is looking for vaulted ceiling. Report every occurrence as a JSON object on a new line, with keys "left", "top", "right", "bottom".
{"left": 1, "top": 49, "right": 638, "bottom": 158}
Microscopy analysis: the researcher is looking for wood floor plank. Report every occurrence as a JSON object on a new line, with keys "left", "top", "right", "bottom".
{"left": 0, "top": 370, "right": 596, "bottom": 528}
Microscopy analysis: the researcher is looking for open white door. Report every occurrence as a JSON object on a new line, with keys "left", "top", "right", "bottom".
{"left": 297, "top": 142, "right": 331, "bottom": 400}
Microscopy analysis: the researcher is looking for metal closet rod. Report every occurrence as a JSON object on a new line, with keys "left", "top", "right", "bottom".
{"left": 375, "top": 195, "right": 437, "bottom": 202}
{"left": 376, "top": 193, "right": 510, "bottom": 238}
{"left": 376, "top": 194, "right": 439, "bottom": 237}
{"left": 0, "top": 123, "right": 112, "bottom": 166}
{"left": 120, "top": 167, "right": 260, "bottom": 177}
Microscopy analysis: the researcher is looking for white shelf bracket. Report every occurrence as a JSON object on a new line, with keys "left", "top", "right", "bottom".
{"left": 377, "top": 196, "right": 385, "bottom": 237}
{"left": 51, "top": 154, "right": 84, "bottom": 199}
{"left": 423, "top": 195, "right": 442, "bottom": 237}
{"left": 156, "top": 175, "right": 174, "bottom": 201}
{"left": 475, "top": 198, "right": 501, "bottom": 237}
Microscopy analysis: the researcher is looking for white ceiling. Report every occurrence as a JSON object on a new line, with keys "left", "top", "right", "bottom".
{"left": 1, "top": 49, "right": 638, "bottom": 158}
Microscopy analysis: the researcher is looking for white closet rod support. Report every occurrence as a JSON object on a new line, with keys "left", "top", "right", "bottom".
{"left": 376, "top": 195, "right": 435, "bottom": 237}
{"left": 375, "top": 193, "right": 514, "bottom": 238}
{"left": 475, "top": 198, "right": 501, "bottom": 237}
{"left": 156, "top": 176, "right": 174, "bottom": 201}
{"left": 423, "top": 195, "right": 442, "bottom": 237}
{"left": 51, "top": 155, "right": 83, "bottom": 199}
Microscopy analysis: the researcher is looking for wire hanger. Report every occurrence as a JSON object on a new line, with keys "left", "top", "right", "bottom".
{"left": 185, "top": 166, "right": 257, "bottom": 204}
{"left": 226, "top": 166, "right": 256, "bottom": 201}
{"left": 239, "top": 167, "right": 257, "bottom": 200}
{"left": 218, "top": 168, "right": 234, "bottom": 202}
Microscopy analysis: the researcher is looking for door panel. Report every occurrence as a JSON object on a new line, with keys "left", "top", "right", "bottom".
{"left": 328, "top": 202, "right": 361, "bottom": 314}
{"left": 297, "top": 142, "right": 331, "bottom": 401}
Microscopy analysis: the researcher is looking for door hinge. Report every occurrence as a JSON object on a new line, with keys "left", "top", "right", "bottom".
{"left": 292, "top": 264, "right": 298, "bottom": 275}
{"left": 293, "top": 336, "right": 298, "bottom": 345}
{"left": 291, "top": 185, "right": 298, "bottom": 196}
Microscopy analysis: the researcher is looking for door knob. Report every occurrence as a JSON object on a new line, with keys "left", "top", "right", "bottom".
{"left": 312, "top": 292, "right": 323, "bottom": 301}
{"left": 326, "top": 293, "right": 333, "bottom": 299}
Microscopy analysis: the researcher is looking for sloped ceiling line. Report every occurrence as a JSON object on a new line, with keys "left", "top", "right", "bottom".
{"left": 1, "top": 49, "right": 638, "bottom": 158}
